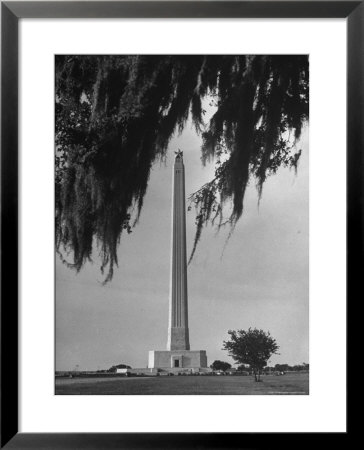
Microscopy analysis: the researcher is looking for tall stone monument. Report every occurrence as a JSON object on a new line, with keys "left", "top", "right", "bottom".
{"left": 148, "top": 150, "right": 208, "bottom": 370}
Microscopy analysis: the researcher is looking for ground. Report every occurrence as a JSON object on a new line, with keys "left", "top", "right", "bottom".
{"left": 55, "top": 372, "right": 308, "bottom": 395}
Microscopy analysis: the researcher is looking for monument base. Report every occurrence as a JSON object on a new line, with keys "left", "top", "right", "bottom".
{"left": 148, "top": 350, "right": 207, "bottom": 369}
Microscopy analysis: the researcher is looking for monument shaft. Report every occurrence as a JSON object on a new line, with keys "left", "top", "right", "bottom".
{"left": 167, "top": 152, "right": 190, "bottom": 351}
{"left": 148, "top": 150, "right": 207, "bottom": 370}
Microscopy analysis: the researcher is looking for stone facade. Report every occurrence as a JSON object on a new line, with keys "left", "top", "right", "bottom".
{"left": 148, "top": 350, "right": 207, "bottom": 369}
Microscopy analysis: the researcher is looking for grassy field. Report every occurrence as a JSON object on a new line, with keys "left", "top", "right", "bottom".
{"left": 55, "top": 373, "right": 308, "bottom": 395}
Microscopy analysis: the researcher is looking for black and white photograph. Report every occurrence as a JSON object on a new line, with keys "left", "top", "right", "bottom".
{"left": 55, "top": 55, "right": 309, "bottom": 395}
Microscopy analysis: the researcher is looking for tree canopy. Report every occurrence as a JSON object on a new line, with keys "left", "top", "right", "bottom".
{"left": 223, "top": 328, "right": 279, "bottom": 381}
{"left": 107, "top": 363, "right": 131, "bottom": 373}
{"left": 55, "top": 55, "right": 308, "bottom": 283}
{"left": 210, "top": 360, "right": 232, "bottom": 372}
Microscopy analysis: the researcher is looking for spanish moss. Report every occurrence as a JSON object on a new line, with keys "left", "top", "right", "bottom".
{"left": 55, "top": 55, "right": 308, "bottom": 283}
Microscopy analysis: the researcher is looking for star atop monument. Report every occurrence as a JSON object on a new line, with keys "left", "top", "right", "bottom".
{"left": 175, "top": 149, "right": 183, "bottom": 159}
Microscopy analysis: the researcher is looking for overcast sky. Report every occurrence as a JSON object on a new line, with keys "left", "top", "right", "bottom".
{"left": 56, "top": 115, "right": 308, "bottom": 371}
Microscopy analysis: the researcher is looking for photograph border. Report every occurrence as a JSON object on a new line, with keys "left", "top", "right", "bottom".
{"left": 1, "top": 1, "right": 358, "bottom": 447}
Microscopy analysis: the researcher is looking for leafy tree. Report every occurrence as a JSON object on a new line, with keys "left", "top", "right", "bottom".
{"left": 55, "top": 55, "right": 308, "bottom": 282}
{"left": 107, "top": 363, "right": 131, "bottom": 373}
{"left": 210, "top": 360, "right": 232, "bottom": 372}
{"left": 237, "top": 364, "right": 250, "bottom": 372}
{"left": 274, "top": 363, "right": 290, "bottom": 373}
{"left": 223, "top": 328, "right": 279, "bottom": 381}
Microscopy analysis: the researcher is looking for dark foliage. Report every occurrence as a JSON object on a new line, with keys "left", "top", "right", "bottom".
{"left": 210, "top": 360, "right": 232, "bottom": 371}
{"left": 107, "top": 363, "right": 132, "bottom": 373}
{"left": 223, "top": 328, "right": 279, "bottom": 381}
{"left": 55, "top": 55, "right": 308, "bottom": 282}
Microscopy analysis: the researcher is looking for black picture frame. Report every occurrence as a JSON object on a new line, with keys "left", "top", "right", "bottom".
{"left": 1, "top": 1, "right": 357, "bottom": 448}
